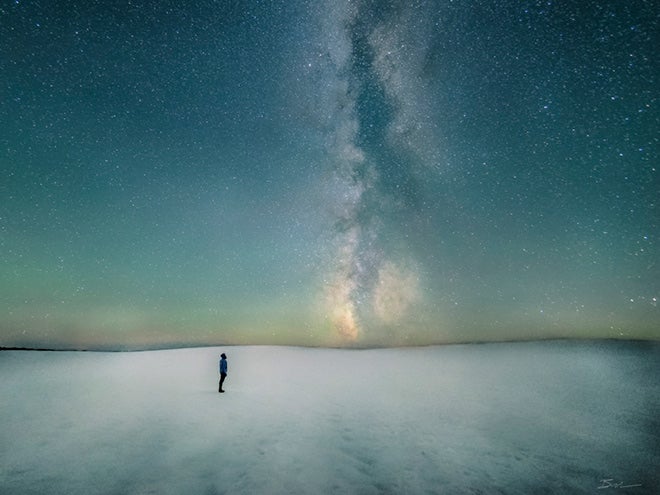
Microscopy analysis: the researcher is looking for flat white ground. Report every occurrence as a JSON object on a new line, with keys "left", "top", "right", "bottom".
{"left": 1, "top": 341, "right": 658, "bottom": 494}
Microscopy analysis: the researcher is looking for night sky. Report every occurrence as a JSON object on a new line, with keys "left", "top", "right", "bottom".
{"left": 1, "top": 0, "right": 658, "bottom": 349}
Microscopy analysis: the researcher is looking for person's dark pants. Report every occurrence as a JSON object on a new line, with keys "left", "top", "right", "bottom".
{"left": 219, "top": 373, "right": 227, "bottom": 392}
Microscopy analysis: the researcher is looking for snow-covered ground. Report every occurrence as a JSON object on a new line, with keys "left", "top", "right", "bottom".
{"left": 1, "top": 341, "right": 658, "bottom": 494}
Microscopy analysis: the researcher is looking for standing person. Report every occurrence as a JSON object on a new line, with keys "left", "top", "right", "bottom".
{"left": 218, "top": 353, "right": 228, "bottom": 393}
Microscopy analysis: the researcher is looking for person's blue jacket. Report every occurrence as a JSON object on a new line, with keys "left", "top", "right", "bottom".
{"left": 219, "top": 357, "right": 227, "bottom": 374}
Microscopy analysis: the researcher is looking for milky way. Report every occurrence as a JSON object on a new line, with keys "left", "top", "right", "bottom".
{"left": 0, "top": 0, "right": 657, "bottom": 349}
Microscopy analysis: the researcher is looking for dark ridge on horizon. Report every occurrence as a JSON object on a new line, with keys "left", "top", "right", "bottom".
{"left": 2, "top": 337, "right": 657, "bottom": 353}
{"left": 0, "top": 343, "right": 207, "bottom": 353}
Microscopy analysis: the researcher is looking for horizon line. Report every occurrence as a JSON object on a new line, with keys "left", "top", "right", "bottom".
{"left": 2, "top": 336, "right": 658, "bottom": 353}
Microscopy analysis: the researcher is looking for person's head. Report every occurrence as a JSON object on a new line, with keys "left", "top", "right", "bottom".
{"left": 221, "top": 353, "right": 226, "bottom": 359}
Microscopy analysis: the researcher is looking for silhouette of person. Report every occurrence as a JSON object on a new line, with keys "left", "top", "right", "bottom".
{"left": 218, "top": 353, "right": 228, "bottom": 393}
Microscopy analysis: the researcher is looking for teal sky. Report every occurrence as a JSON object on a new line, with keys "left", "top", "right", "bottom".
{"left": 1, "top": 0, "right": 658, "bottom": 349}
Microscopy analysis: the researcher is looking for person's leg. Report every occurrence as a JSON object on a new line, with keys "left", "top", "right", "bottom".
{"left": 219, "top": 373, "right": 226, "bottom": 392}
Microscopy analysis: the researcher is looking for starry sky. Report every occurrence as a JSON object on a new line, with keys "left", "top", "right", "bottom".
{"left": 1, "top": 0, "right": 658, "bottom": 350}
